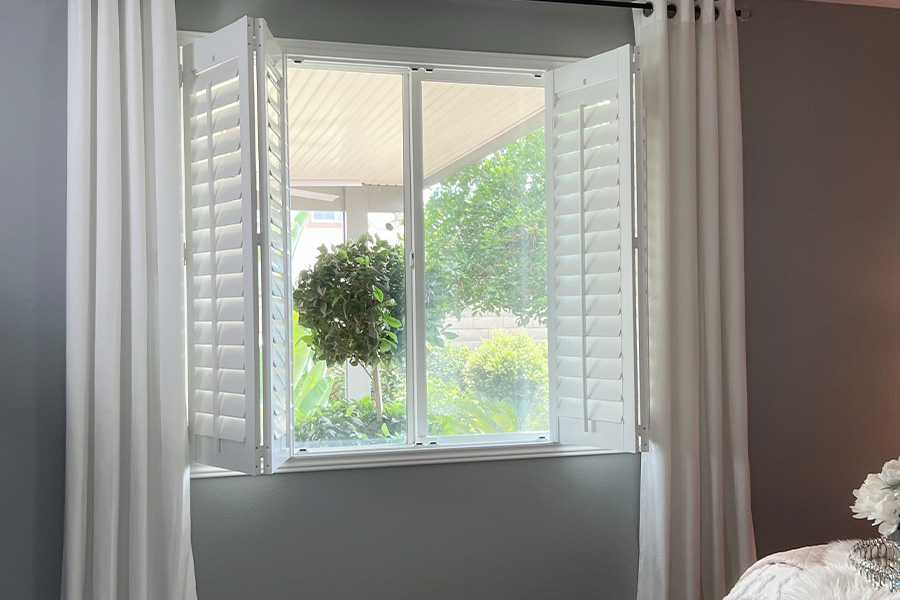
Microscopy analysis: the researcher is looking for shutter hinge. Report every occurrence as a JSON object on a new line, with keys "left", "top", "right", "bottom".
{"left": 183, "top": 242, "right": 187, "bottom": 265}
{"left": 178, "top": 63, "right": 184, "bottom": 88}
{"left": 638, "top": 424, "right": 649, "bottom": 452}
{"left": 632, "top": 47, "right": 642, "bottom": 73}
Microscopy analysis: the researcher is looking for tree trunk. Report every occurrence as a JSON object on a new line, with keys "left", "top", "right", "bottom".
{"left": 372, "top": 364, "right": 383, "bottom": 421}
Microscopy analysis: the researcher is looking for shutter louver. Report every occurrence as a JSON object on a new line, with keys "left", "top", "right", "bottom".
{"left": 182, "top": 17, "right": 292, "bottom": 474}
{"left": 545, "top": 45, "right": 640, "bottom": 452}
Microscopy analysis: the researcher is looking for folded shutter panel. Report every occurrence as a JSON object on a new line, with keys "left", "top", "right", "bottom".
{"left": 256, "top": 19, "right": 293, "bottom": 473}
{"left": 183, "top": 17, "right": 291, "bottom": 474}
{"left": 545, "top": 45, "right": 641, "bottom": 452}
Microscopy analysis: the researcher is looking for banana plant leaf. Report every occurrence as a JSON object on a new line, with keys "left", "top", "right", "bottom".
{"left": 292, "top": 311, "right": 333, "bottom": 417}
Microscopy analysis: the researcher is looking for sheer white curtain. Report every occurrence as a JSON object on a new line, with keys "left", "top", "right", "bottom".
{"left": 634, "top": 1, "right": 755, "bottom": 598}
{"left": 64, "top": 0, "right": 197, "bottom": 598}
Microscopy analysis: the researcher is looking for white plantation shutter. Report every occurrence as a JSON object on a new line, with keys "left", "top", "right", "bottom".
{"left": 255, "top": 21, "right": 293, "bottom": 473}
{"left": 545, "top": 45, "right": 642, "bottom": 452}
{"left": 182, "top": 17, "right": 292, "bottom": 475}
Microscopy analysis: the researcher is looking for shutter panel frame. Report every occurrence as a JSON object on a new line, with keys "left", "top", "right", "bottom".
{"left": 183, "top": 16, "right": 261, "bottom": 475}
{"left": 545, "top": 44, "right": 642, "bottom": 453}
{"left": 256, "top": 18, "right": 293, "bottom": 474}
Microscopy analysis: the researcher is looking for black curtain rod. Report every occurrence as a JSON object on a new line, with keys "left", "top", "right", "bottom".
{"left": 519, "top": 0, "right": 746, "bottom": 20}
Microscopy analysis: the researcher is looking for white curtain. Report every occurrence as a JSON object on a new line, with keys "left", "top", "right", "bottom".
{"left": 64, "top": 0, "right": 197, "bottom": 598}
{"left": 634, "top": 1, "right": 756, "bottom": 598}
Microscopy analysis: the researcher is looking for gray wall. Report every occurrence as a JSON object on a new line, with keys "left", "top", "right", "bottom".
{"left": 739, "top": 0, "right": 900, "bottom": 558}
{"left": 178, "top": 2, "right": 641, "bottom": 599}
{"left": 174, "top": 0, "right": 633, "bottom": 57}
{"left": 0, "top": 0, "right": 68, "bottom": 598}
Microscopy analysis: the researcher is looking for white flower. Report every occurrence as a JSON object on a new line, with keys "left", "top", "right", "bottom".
{"left": 881, "top": 458, "right": 900, "bottom": 486}
{"left": 851, "top": 459, "right": 900, "bottom": 537}
{"left": 852, "top": 474, "right": 887, "bottom": 520}
{"left": 875, "top": 492, "right": 900, "bottom": 536}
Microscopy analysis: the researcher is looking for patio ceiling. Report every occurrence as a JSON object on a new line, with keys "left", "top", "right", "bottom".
{"left": 286, "top": 68, "right": 545, "bottom": 188}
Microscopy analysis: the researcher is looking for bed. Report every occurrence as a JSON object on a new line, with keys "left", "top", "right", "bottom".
{"left": 725, "top": 541, "right": 900, "bottom": 600}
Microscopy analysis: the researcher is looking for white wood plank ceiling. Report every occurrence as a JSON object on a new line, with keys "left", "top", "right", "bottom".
{"left": 286, "top": 68, "right": 545, "bottom": 187}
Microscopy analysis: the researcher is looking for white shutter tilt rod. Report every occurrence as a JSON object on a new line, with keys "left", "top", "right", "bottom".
{"left": 516, "top": 0, "right": 748, "bottom": 20}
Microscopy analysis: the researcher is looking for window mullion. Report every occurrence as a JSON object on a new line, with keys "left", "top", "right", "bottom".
{"left": 405, "top": 70, "right": 428, "bottom": 444}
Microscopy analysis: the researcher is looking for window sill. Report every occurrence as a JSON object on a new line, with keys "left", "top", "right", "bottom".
{"left": 190, "top": 440, "right": 618, "bottom": 478}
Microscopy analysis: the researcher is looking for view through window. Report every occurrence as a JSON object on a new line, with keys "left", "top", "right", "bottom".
{"left": 288, "top": 65, "right": 547, "bottom": 450}
{"left": 421, "top": 80, "right": 548, "bottom": 438}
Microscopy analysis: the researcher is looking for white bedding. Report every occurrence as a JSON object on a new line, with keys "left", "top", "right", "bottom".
{"left": 725, "top": 541, "right": 900, "bottom": 600}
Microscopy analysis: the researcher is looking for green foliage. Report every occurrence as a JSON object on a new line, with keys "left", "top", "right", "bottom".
{"left": 463, "top": 330, "right": 548, "bottom": 417}
{"left": 292, "top": 313, "right": 334, "bottom": 415}
{"left": 426, "top": 343, "right": 471, "bottom": 386}
{"left": 426, "top": 380, "right": 521, "bottom": 436}
{"left": 295, "top": 333, "right": 549, "bottom": 442}
{"left": 425, "top": 333, "right": 549, "bottom": 435}
{"left": 293, "top": 234, "right": 404, "bottom": 371}
{"left": 295, "top": 396, "right": 405, "bottom": 446}
{"left": 424, "top": 128, "right": 547, "bottom": 325}
{"left": 380, "top": 361, "right": 406, "bottom": 405}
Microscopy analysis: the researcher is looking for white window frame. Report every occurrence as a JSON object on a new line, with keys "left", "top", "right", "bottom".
{"left": 179, "top": 32, "right": 645, "bottom": 477}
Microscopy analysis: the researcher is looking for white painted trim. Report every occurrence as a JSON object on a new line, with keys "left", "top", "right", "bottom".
{"left": 177, "top": 31, "right": 579, "bottom": 73}
{"left": 191, "top": 441, "right": 614, "bottom": 477}
{"left": 408, "top": 69, "right": 430, "bottom": 442}
{"left": 178, "top": 28, "right": 619, "bottom": 477}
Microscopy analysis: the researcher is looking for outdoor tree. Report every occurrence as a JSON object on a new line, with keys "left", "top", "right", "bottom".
{"left": 424, "top": 127, "right": 547, "bottom": 325}
{"left": 293, "top": 235, "right": 404, "bottom": 420}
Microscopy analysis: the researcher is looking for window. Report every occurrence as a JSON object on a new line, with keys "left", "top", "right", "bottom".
{"left": 310, "top": 211, "right": 344, "bottom": 224}
{"left": 181, "top": 17, "right": 646, "bottom": 476}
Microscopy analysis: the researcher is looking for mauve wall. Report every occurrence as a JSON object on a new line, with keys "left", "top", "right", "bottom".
{"left": 739, "top": 0, "right": 900, "bottom": 558}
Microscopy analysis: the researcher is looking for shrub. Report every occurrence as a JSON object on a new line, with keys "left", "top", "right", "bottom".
{"left": 295, "top": 396, "right": 405, "bottom": 447}
{"left": 463, "top": 330, "right": 548, "bottom": 417}
{"left": 427, "top": 343, "right": 471, "bottom": 385}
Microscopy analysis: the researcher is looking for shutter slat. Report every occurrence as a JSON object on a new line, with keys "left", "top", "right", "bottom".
{"left": 558, "top": 397, "right": 623, "bottom": 422}
{"left": 554, "top": 143, "right": 619, "bottom": 177}
{"left": 557, "top": 356, "right": 623, "bottom": 379}
{"left": 191, "top": 248, "right": 244, "bottom": 276}
{"left": 194, "top": 367, "right": 247, "bottom": 395}
{"left": 555, "top": 187, "right": 619, "bottom": 215}
{"left": 191, "top": 200, "right": 243, "bottom": 230}
{"left": 553, "top": 164, "right": 619, "bottom": 197}
{"left": 191, "top": 178, "right": 242, "bottom": 208}
{"left": 189, "top": 60, "right": 239, "bottom": 94}
{"left": 191, "top": 297, "right": 244, "bottom": 323}
{"left": 554, "top": 121, "right": 618, "bottom": 156}
{"left": 190, "top": 126, "right": 241, "bottom": 163}
{"left": 196, "top": 391, "right": 247, "bottom": 419}
{"left": 189, "top": 103, "right": 241, "bottom": 140}
{"left": 555, "top": 335, "right": 623, "bottom": 361}
{"left": 189, "top": 76, "right": 240, "bottom": 114}
{"left": 193, "top": 321, "right": 245, "bottom": 345}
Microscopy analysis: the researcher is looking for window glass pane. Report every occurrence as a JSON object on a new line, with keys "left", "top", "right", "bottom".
{"left": 288, "top": 67, "right": 406, "bottom": 449}
{"left": 421, "top": 80, "right": 549, "bottom": 437}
